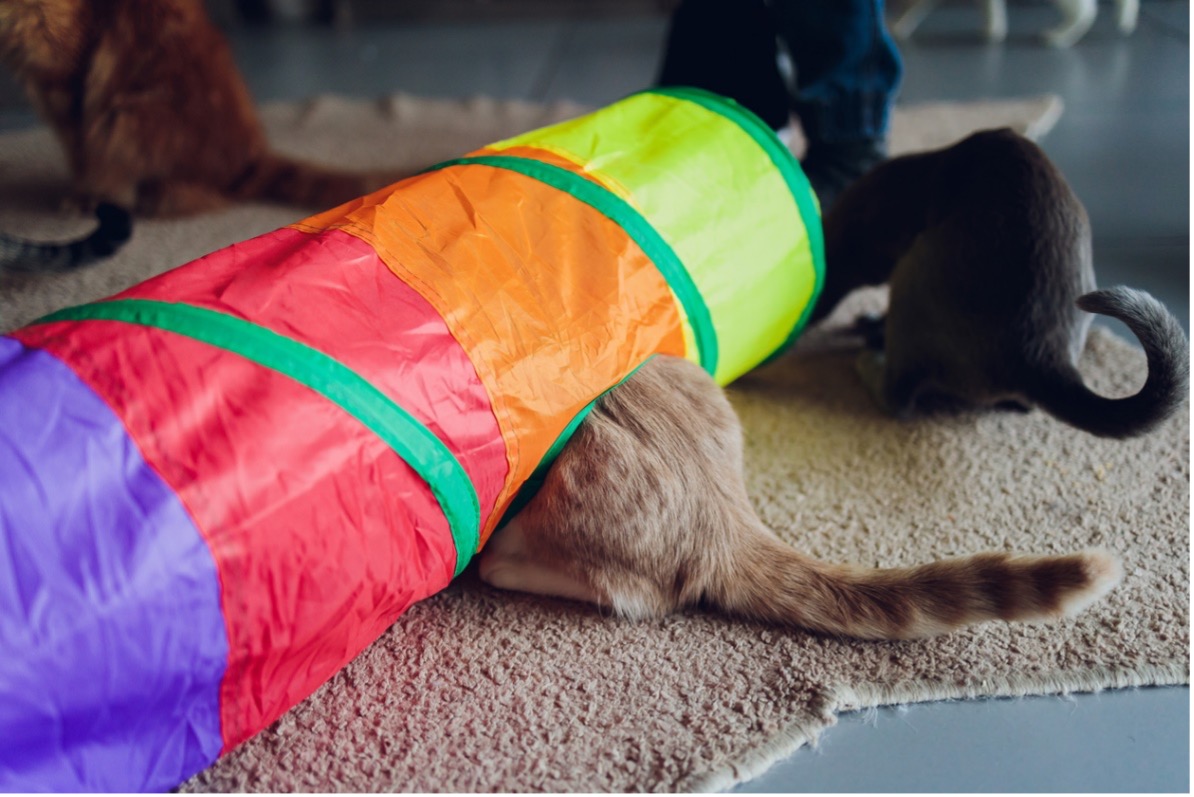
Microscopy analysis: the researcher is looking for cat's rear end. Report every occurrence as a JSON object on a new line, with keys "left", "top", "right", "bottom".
{"left": 823, "top": 128, "right": 1188, "bottom": 439}
{"left": 481, "top": 355, "right": 1121, "bottom": 640}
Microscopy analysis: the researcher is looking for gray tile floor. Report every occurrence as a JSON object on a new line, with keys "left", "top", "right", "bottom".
{"left": 0, "top": 0, "right": 1188, "bottom": 791}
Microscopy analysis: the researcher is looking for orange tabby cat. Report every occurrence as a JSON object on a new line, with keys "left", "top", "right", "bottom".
{"left": 0, "top": 0, "right": 405, "bottom": 218}
{"left": 480, "top": 355, "right": 1121, "bottom": 640}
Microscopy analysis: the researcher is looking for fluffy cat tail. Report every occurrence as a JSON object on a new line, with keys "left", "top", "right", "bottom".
{"left": 233, "top": 152, "right": 408, "bottom": 210}
{"left": 711, "top": 531, "right": 1121, "bottom": 640}
{"left": 1032, "top": 286, "right": 1189, "bottom": 439}
{"left": 0, "top": 203, "right": 131, "bottom": 273}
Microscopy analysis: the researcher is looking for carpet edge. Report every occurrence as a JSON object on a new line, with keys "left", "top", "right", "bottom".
{"left": 685, "top": 715, "right": 831, "bottom": 794}
{"left": 694, "top": 660, "right": 1189, "bottom": 792}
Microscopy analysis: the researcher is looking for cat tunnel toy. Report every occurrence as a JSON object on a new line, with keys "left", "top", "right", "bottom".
{"left": 0, "top": 88, "right": 823, "bottom": 791}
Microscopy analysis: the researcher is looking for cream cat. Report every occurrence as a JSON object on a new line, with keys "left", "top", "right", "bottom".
{"left": 480, "top": 354, "right": 1122, "bottom": 640}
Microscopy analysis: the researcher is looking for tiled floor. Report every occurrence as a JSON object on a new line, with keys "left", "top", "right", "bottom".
{"left": 0, "top": 0, "right": 1187, "bottom": 791}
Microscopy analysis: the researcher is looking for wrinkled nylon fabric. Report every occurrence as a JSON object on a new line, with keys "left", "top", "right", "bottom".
{"left": 0, "top": 337, "right": 227, "bottom": 792}
{"left": 491, "top": 89, "right": 823, "bottom": 384}
{"left": 293, "top": 163, "right": 688, "bottom": 541}
{"left": 0, "top": 89, "right": 820, "bottom": 790}
{"left": 12, "top": 314, "right": 461, "bottom": 758}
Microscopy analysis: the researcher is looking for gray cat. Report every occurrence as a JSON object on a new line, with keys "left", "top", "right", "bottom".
{"left": 818, "top": 127, "right": 1188, "bottom": 438}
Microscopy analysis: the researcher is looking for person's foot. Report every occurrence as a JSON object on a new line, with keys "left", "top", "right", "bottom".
{"left": 801, "top": 138, "right": 886, "bottom": 211}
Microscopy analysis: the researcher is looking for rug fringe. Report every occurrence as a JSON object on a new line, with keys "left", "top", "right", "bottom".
{"left": 690, "top": 661, "right": 1189, "bottom": 792}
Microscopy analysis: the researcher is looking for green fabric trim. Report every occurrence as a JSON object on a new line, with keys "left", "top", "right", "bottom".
{"left": 35, "top": 299, "right": 481, "bottom": 577}
{"left": 427, "top": 154, "right": 720, "bottom": 376}
{"left": 645, "top": 86, "right": 827, "bottom": 362}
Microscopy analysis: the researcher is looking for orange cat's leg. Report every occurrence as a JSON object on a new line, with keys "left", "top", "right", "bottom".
{"left": 69, "top": 167, "right": 137, "bottom": 215}
{"left": 74, "top": 105, "right": 229, "bottom": 216}
{"left": 134, "top": 180, "right": 230, "bottom": 217}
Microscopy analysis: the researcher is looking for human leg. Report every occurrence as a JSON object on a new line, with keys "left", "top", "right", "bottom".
{"left": 771, "top": 0, "right": 904, "bottom": 208}
{"left": 656, "top": 0, "right": 790, "bottom": 130}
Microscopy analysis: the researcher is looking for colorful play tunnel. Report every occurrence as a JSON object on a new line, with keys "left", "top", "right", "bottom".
{"left": 0, "top": 88, "right": 823, "bottom": 791}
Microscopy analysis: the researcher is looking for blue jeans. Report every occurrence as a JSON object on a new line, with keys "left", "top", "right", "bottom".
{"left": 657, "top": 0, "right": 903, "bottom": 145}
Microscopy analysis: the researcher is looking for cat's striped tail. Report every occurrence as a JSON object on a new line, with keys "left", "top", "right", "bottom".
{"left": 0, "top": 203, "right": 131, "bottom": 273}
{"left": 711, "top": 530, "right": 1122, "bottom": 640}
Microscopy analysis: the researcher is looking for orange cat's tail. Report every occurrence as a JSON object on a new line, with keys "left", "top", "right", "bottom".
{"left": 232, "top": 153, "right": 410, "bottom": 211}
{"left": 709, "top": 529, "right": 1121, "bottom": 640}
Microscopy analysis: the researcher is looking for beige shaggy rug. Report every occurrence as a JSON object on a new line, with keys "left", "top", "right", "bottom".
{"left": 0, "top": 94, "right": 1187, "bottom": 792}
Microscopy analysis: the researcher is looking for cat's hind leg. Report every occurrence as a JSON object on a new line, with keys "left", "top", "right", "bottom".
{"left": 860, "top": 234, "right": 997, "bottom": 417}
{"left": 478, "top": 355, "right": 756, "bottom": 620}
{"left": 134, "top": 180, "right": 230, "bottom": 217}
{"left": 70, "top": 167, "right": 137, "bottom": 216}
{"left": 855, "top": 347, "right": 931, "bottom": 418}
{"left": 477, "top": 517, "right": 605, "bottom": 607}
{"left": 849, "top": 312, "right": 888, "bottom": 350}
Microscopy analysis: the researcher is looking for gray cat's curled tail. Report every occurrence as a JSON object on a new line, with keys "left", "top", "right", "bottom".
{"left": 0, "top": 203, "right": 132, "bottom": 273}
{"left": 1032, "top": 286, "right": 1189, "bottom": 439}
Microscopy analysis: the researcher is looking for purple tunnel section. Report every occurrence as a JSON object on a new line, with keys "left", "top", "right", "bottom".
{"left": 0, "top": 336, "right": 228, "bottom": 791}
